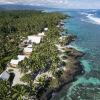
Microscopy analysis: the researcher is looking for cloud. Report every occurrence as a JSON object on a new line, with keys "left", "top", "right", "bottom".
{"left": 0, "top": 0, "right": 15, "bottom": 4}
{"left": 0, "top": 0, "right": 69, "bottom": 8}
{"left": 0, "top": 0, "right": 100, "bottom": 9}
{"left": 67, "top": 0, "right": 100, "bottom": 9}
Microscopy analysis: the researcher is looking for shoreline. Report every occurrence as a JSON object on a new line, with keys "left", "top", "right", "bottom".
{"left": 38, "top": 37, "right": 85, "bottom": 100}
{"left": 37, "top": 18, "right": 85, "bottom": 100}
{"left": 0, "top": 10, "right": 85, "bottom": 100}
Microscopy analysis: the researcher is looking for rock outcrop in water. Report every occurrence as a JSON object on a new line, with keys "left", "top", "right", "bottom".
{"left": 39, "top": 47, "right": 84, "bottom": 100}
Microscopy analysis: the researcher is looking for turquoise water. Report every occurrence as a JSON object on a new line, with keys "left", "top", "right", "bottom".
{"left": 51, "top": 9, "right": 100, "bottom": 100}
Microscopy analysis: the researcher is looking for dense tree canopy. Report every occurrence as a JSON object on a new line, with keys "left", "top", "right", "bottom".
{"left": 0, "top": 10, "right": 68, "bottom": 73}
{"left": 0, "top": 79, "right": 10, "bottom": 100}
{"left": 0, "top": 10, "right": 69, "bottom": 100}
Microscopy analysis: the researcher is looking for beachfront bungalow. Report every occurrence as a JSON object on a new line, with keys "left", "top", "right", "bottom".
{"left": 10, "top": 55, "right": 26, "bottom": 68}
{"left": 0, "top": 71, "right": 10, "bottom": 81}
{"left": 38, "top": 32, "right": 45, "bottom": 37}
{"left": 23, "top": 47, "right": 33, "bottom": 55}
{"left": 10, "top": 59, "right": 19, "bottom": 68}
{"left": 44, "top": 27, "right": 48, "bottom": 31}
{"left": 17, "top": 55, "right": 26, "bottom": 61}
{"left": 28, "top": 35, "right": 41, "bottom": 44}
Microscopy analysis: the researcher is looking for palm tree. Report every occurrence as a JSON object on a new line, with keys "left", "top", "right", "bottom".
{"left": 0, "top": 79, "right": 11, "bottom": 100}
{"left": 32, "top": 84, "right": 38, "bottom": 95}
{"left": 37, "top": 75, "right": 47, "bottom": 87}
{"left": 12, "top": 85, "right": 29, "bottom": 100}
{"left": 27, "top": 80, "right": 38, "bottom": 95}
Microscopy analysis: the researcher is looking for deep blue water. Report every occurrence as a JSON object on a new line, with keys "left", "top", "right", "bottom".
{"left": 44, "top": 9, "right": 100, "bottom": 100}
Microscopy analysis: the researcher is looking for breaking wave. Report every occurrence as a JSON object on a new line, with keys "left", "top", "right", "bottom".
{"left": 87, "top": 14, "right": 100, "bottom": 25}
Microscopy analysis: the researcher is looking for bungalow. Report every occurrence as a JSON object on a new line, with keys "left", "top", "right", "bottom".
{"left": 17, "top": 55, "right": 26, "bottom": 61}
{"left": 27, "top": 44, "right": 33, "bottom": 48}
{"left": 44, "top": 28, "right": 48, "bottom": 31}
{"left": 28, "top": 35, "right": 41, "bottom": 44}
{"left": 38, "top": 32, "right": 45, "bottom": 37}
{"left": 23, "top": 47, "right": 33, "bottom": 55}
{"left": 10, "top": 59, "right": 19, "bottom": 68}
{"left": 0, "top": 71, "right": 10, "bottom": 81}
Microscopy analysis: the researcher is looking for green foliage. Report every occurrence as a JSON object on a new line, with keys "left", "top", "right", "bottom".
{"left": 60, "top": 36, "right": 70, "bottom": 46}
{"left": 62, "top": 56, "right": 67, "bottom": 60}
{"left": 0, "top": 10, "right": 67, "bottom": 73}
{"left": 53, "top": 69, "right": 63, "bottom": 78}
{"left": 20, "top": 74, "right": 31, "bottom": 83}
{"left": 42, "top": 27, "right": 61, "bottom": 43}
{"left": 11, "top": 85, "right": 29, "bottom": 100}
{"left": 0, "top": 10, "right": 69, "bottom": 99}
{"left": 0, "top": 79, "right": 11, "bottom": 100}
{"left": 8, "top": 69, "right": 13, "bottom": 72}
{"left": 49, "top": 78, "right": 59, "bottom": 88}
{"left": 18, "top": 57, "right": 30, "bottom": 73}
{"left": 60, "top": 33, "right": 76, "bottom": 46}
{"left": 18, "top": 41, "right": 61, "bottom": 73}
{"left": 37, "top": 75, "right": 48, "bottom": 86}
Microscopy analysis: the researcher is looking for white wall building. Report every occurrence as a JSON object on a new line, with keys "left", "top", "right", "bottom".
{"left": 10, "top": 59, "right": 19, "bottom": 67}
{"left": 28, "top": 35, "right": 41, "bottom": 44}
{"left": 17, "top": 55, "right": 26, "bottom": 61}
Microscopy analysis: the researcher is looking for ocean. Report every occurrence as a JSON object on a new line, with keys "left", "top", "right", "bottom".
{"left": 45, "top": 9, "right": 100, "bottom": 100}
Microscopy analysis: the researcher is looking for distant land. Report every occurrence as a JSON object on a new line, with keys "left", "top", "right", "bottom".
{"left": 0, "top": 4, "right": 57, "bottom": 10}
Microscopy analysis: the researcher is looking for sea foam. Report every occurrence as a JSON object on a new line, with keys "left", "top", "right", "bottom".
{"left": 80, "top": 12, "right": 88, "bottom": 15}
{"left": 87, "top": 14, "right": 100, "bottom": 25}
{"left": 80, "top": 11, "right": 100, "bottom": 25}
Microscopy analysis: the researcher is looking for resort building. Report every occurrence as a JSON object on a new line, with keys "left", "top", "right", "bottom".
{"left": 44, "top": 27, "right": 48, "bottom": 31}
{"left": 28, "top": 35, "right": 41, "bottom": 44}
{"left": 23, "top": 47, "right": 33, "bottom": 55}
{"left": 10, "top": 59, "right": 19, "bottom": 68}
{"left": 0, "top": 71, "right": 10, "bottom": 81}
{"left": 27, "top": 44, "right": 33, "bottom": 48}
{"left": 38, "top": 32, "right": 45, "bottom": 37}
{"left": 17, "top": 55, "right": 26, "bottom": 61}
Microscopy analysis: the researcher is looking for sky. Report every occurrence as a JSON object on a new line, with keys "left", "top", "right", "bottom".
{"left": 0, "top": 0, "right": 100, "bottom": 9}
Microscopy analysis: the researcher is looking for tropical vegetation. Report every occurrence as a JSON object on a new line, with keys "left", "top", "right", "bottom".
{"left": 0, "top": 10, "right": 70, "bottom": 100}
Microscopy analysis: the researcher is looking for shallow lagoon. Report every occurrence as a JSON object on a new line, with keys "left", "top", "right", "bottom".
{"left": 51, "top": 9, "right": 100, "bottom": 100}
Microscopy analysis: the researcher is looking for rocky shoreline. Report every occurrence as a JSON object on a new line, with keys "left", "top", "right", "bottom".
{"left": 38, "top": 45, "right": 85, "bottom": 100}
{"left": 35, "top": 18, "right": 85, "bottom": 100}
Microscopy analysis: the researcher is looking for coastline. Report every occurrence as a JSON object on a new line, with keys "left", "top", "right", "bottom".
{"left": 2, "top": 9, "right": 100, "bottom": 100}
{"left": 38, "top": 35, "right": 85, "bottom": 100}
{"left": 0, "top": 10, "right": 85, "bottom": 100}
